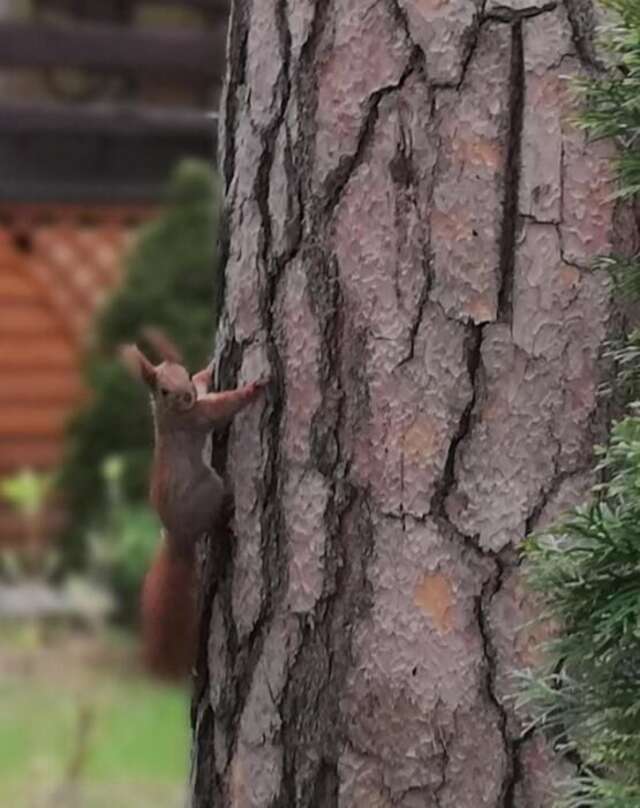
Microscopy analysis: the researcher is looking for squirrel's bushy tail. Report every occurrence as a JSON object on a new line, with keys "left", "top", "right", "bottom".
{"left": 141, "top": 540, "right": 197, "bottom": 680}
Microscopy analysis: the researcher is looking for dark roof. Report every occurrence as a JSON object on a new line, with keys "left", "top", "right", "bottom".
{"left": 0, "top": 3, "right": 226, "bottom": 202}
{"left": 0, "top": 113, "right": 218, "bottom": 203}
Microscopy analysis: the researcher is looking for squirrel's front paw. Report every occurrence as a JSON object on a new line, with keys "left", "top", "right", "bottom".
{"left": 247, "top": 377, "right": 271, "bottom": 398}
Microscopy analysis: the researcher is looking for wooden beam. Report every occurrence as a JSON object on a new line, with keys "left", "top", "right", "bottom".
{"left": 0, "top": 100, "right": 219, "bottom": 137}
{"left": 0, "top": 181, "right": 194, "bottom": 204}
{"left": 0, "top": 21, "right": 226, "bottom": 78}
{"left": 36, "top": 0, "right": 229, "bottom": 15}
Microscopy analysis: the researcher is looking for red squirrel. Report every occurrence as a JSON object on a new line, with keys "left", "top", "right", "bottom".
{"left": 121, "top": 329, "right": 267, "bottom": 679}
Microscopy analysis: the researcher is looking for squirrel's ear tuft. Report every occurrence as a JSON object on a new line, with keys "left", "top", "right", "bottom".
{"left": 142, "top": 327, "right": 183, "bottom": 365}
{"left": 120, "top": 344, "right": 157, "bottom": 389}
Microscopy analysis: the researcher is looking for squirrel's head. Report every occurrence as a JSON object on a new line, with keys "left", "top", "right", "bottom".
{"left": 120, "top": 329, "right": 197, "bottom": 415}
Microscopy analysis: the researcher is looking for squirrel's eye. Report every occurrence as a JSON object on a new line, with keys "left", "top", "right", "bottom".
{"left": 160, "top": 388, "right": 169, "bottom": 397}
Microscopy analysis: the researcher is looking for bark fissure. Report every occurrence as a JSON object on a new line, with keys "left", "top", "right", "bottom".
{"left": 431, "top": 324, "right": 483, "bottom": 538}
{"left": 397, "top": 225, "right": 434, "bottom": 366}
{"left": 424, "top": 18, "right": 526, "bottom": 536}
{"left": 276, "top": 250, "right": 345, "bottom": 804}
{"left": 191, "top": 331, "right": 243, "bottom": 713}
{"left": 217, "top": 3, "right": 250, "bottom": 340}
{"left": 397, "top": 251, "right": 432, "bottom": 367}
{"left": 562, "top": 0, "right": 602, "bottom": 69}
{"left": 497, "top": 21, "right": 524, "bottom": 325}
{"left": 261, "top": 2, "right": 382, "bottom": 804}
{"left": 477, "top": 560, "right": 518, "bottom": 808}
{"left": 432, "top": 709, "right": 451, "bottom": 808}
{"left": 199, "top": 2, "right": 299, "bottom": 798}
{"left": 276, "top": 123, "right": 304, "bottom": 266}
{"left": 191, "top": 524, "right": 237, "bottom": 803}
{"left": 293, "top": 0, "right": 334, "bottom": 217}
{"left": 275, "top": 490, "right": 375, "bottom": 808}
{"left": 191, "top": 702, "right": 219, "bottom": 803}
{"left": 486, "top": 1, "right": 557, "bottom": 23}
{"left": 231, "top": 0, "right": 295, "bottom": 745}
{"left": 221, "top": 1, "right": 250, "bottom": 190}
{"left": 431, "top": 0, "right": 488, "bottom": 91}
{"left": 321, "top": 50, "right": 422, "bottom": 218}
{"left": 396, "top": 68, "right": 438, "bottom": 368}
{"left": 385, "top": 0, "right": 415, "bottom": 49}
{"left": 524, "top": 463, "right": 591, "bottom": 535}
{"left": 275, "top": 195, "right": 376, "bottom": 808}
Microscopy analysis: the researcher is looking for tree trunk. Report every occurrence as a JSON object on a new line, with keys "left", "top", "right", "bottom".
{"left": 191, "top": 1, "right": 629, "bottom": 805}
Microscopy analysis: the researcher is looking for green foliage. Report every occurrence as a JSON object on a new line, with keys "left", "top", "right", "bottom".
{"left": 521, "top": 419, "right": 640, "bottom": 803}
{"left": 601, "top": 328, "right": 640, "bottom": 402}
{"left": 86, "top": 457, "right": 160, "bottom": 624}
{"left": 576, "top": 1, "right": 640, "bottom": 199}
{"left": 0, "top": 469, "right": 60, "bottom": 580}
{"left": 0, "top": 468, "right": 54, "bottom": 521}
{"left": 520, "top": 2, "right": 640, "bottom": 804}
{"left": 59, "top": 159, "right": 221, "bottom": 568}
{"left": 595, "top": 253, "right": 640, "bottom": 299}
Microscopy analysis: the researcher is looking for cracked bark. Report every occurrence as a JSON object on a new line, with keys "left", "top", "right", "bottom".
{"left": 190, "top": 1, "right": 626, "bottom": 806}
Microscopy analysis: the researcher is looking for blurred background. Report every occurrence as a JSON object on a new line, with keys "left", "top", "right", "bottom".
{"left": 0, "top": 1, "right": 228, "bottom": 805}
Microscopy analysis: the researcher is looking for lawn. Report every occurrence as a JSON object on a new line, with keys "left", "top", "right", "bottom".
{"left": 0, "top": 624, "right": 190, "bottom": 808}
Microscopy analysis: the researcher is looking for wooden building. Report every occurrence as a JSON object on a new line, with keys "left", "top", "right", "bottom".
{"left": 0, "top": 0, "right": 227, "bottom": 547}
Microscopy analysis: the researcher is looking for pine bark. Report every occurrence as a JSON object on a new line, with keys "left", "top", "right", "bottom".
{"left": 191, "top": 1, "right": 629, "bottom": 805}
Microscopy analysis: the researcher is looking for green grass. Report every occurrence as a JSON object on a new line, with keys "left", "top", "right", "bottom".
{"left": 0, "top": 627, "right": 190, "bottom": 808}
